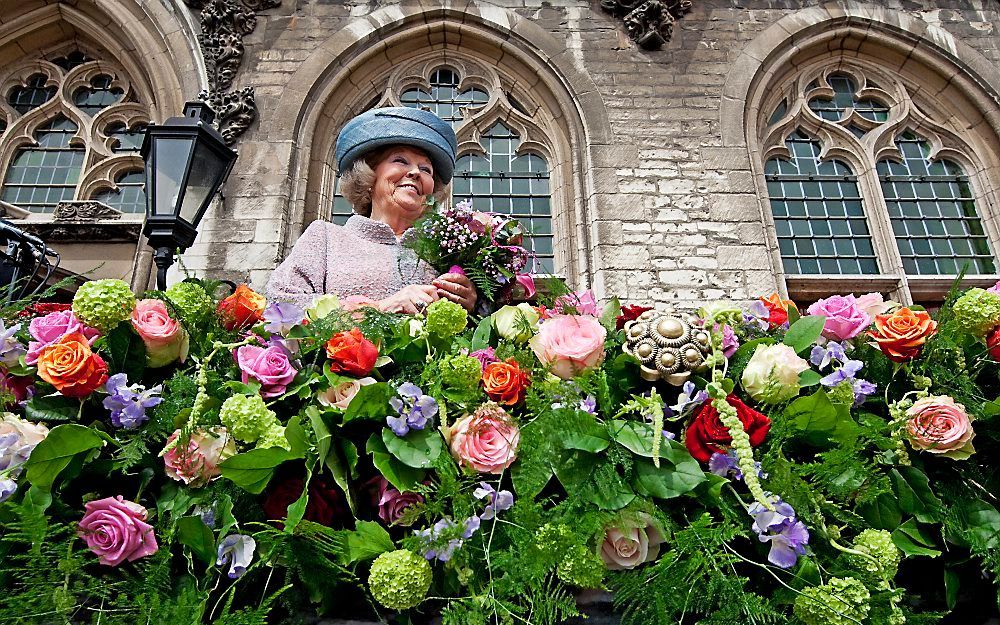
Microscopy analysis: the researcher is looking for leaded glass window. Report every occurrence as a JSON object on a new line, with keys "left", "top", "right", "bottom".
{"left": 765, "top": 130, "right": 878, "bottom": 274}
{"left": 400, "top": 68, "right": 488, "bottom": 128}
{"left": 107, "top": 122, "right": 147, "bottom": 152}
{"left": 73, "top": 75, "right": 123, "bottom": 116}
{"left": 8, "top": 74, "right": 56, "bottom": 115}
{"left": 1, "top": 117, "right": 84, "bottom": 213}
{"left": 878, "top": 132, "right": 995, "bottom": 275}
{"left": 453, "top": 122, "right": 553, "bottom": 273}
{"left": 807, "top": 73, "right": 888, "bottom": 123}
{"left": 93, "top": 170, "right": 145, "bottom": 214}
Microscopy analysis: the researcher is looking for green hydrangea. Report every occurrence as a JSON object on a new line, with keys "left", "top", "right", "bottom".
{"left": 219, "top": 394, "right": 281, "bottom": 443}
{"left": 425, "top": 299, "right": 468, "bottom": 338}
{"left": 828, "top": 380, "right": 856, "bottom": 407}
{"left": 440, "top": 355, "right": 482, "bottom": 390}
{"left": 255, "top": 425, "right": 290, "bottom": 451}
{"left": 72, "top": 279, "right": 135, "bottom": 332}
{"left": 848, "top": 529, "right": 901, "bottom": 578}
{"left": 952, "top": 288, "right": 1000, "bottom": 335}
{"left": 368, "top": 549, "right": 432, "bottom": 610}
{"left": 793, "top": 577, "right": 871, "bottom": 625}
{"left": 557, "top": 544, "right": 605, "bottom": 589}
{"left": 165, "top": 282, "right": 214, "bottom": 323}
{"left": 535, "top": 523, "right": 575, "bottom": 562}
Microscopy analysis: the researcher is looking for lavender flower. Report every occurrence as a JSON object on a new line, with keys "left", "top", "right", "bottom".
{"left": 749, "top": 495, "right": 809, "bottom": 568}
{"left": 474, "top": 482, "right": 515, "bottom": 520}
{"left": 102, "top": 373, "right": 163, "bottom": 429}
{"left": 720, "top": 324, "right": 739, "bottom": 358}
{"left": 462, "top": 515, "right": 481, "bottom": 538}
{"left": 810, "top": 342, "right": 877, "bottom": 406}
{"left": 670, "top": 381, "right": 708, "bottom": 418}
{"left": 579, "top": 395, "right": 598, "bottom": 415}
{"left": 216, "top": 534, "right": 256, "bottom": 579}
{"left": 415, "top": 519, "right": 463, "bottom": 562}
{"left": 263, "top": 302, "right": 305, "bottom": 335}
{"left": 387, "top": 383, "right": 438, "bottom": 437}
{"left": 0, "top": 321, "right": 25, "bottom": 368}
{"left": 709, "top": 450, "right": 765, "bottom": 481}
{"left": 0, "top": 477, "right": 16, "bottom": 503}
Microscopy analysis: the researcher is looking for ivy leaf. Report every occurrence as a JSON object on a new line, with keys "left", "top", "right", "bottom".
{"left": 344, "top": 383, "right": 393, "bottom": 423}
{"left": 24, "top": 424, "right": 104, "bottom": 492}
{"left": 798, "top": 369, "right": 822, "bottom": 387}
{"left": 381, "top": 427, "right": 442, "bottom": 469}
{"left": 891, "top": 466, "right": 942, "bottom": 523}
{"left": 783, "top": 315, "right": 826, "bottom": 354}
{"left": 610, "top": 419, "right": 658, "bottom": 457}
{"left": 632, "top": 442, "right": 707, "bottom": 499}
{"left": 599, "top": 296, "right": 622, "bottom": 333}
{"left": 559, "top": 419, "right": 611, "bottom": 453}
{"left": 366, "top": 434, "right": 424, "bottom": 491}
{"left": 858, "top": 493, "right": 902, "bottom": 531}
{"left": 891, "top": 518, "right": 941, "bottom": 557}
{"left": 177, "top": 515, "right": 216, "bottom": 564}
{"left": 23, "top": 395, "right": 79, "bottom": 423}
{"left": 784, "top": 389, "right": 858, "bottom": 446}
{"left": 340, "top": 521, "right": 394, "bottom": 565}
{"left": 219, "top": 448, "right": 295, "bottom": 494}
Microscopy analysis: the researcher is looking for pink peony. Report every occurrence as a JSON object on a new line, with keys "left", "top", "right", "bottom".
{"left": 131, "top": 299, "right": 189, "bottom": 368}
{"left": 317, "top": 376, "right": 376, "bottom": 410}
{"left": 906, "top": 395, "right": 976, "bottom": 460}
{"left": 163, "top": 427, "right": 236, "bottom": 487}
{"left": 371, "top": 477, "right": 424, "bottom": 525}
{"left": 855, "top": 292, "right": 893, "bottom": 319}
{"left": 805, "top": 295, "right": 871, "bottom": 341}
{"left": 78, "top": 496, "right": 158, "bottom": 566}
{"left": 236, "top": 344, "right": 298, "bottom": 398}
{"left": 448, "top": 402, "right": 520, "bottom": 474}
{"left": 26, "top": 310, "right": 98, "bottom": 365}
{"left": 600, "top": 513, "right": 665, "bottom": 570}
{"left": 528, "top": 315, "right": 607, "bottom": 380}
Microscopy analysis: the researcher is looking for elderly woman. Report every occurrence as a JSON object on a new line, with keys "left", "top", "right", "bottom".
{"left": 266, "top": 107, "right": 477, "bottom": 313}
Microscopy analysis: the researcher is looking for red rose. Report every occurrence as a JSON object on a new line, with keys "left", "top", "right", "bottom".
{"left": 216, "top": 284, "right": 266, "bottom": 331}
{"left": 261, "top": 474, "right": 349, "bottom": 528}
{"left": 989, "top": 326, "right": 1000, "bottom": 361}
{"left": 325, "top": 327, "right": 378, "bottom": 377}
{"left": 616, "top": 304, "right": 653, "bottom": 330}
{"left": 17, "top": 302, "right": 72, "bottom": 319}
{"left": 684, "top": 394, "right": 770, "bottom": 463}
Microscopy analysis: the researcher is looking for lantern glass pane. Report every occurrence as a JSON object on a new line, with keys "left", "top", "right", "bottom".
{"left": 152, "top": 137, "right": 195, "bottom": 216}
{"left": 179, "top": 141, "right": 227, "bottom": 224}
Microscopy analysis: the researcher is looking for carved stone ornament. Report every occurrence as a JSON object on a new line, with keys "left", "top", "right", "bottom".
{"left": 19, "top": 222, "right": 141, "bottom": 243}
{"left": 183, "top": 0, "right": 280, "bottom": 144}
{"left": 599, "top": 0, "right": 692, "bottom": 50}
{"left": 54, "top": 201, "right": 123, "bottom": 221}
{"left": 621, "top": 309, "right": 711, "bottom": 385}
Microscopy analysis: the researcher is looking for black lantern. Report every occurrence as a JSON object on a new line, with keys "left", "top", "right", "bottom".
{"left": 141, "top": 102, "right": 237, "bottom": 290}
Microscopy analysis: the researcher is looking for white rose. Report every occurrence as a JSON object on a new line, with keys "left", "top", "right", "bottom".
{"left": 600, "top": 513, "right": 665, "bottom": 570}
{"left": 317, "top": 377, "right": 376, "bottom": 410}
{"left": 741, "top": 344, "right": 809, "bottom": 404}
{"left": 0, "top": 413, "right": 49, "bottom": 476}
{"left": 492, "top": 303, "right": 539, "bottom": 343}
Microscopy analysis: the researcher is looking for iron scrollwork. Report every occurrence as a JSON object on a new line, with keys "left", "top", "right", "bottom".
{"left": 600, "top": 0, "right": 692, "bottom": 50}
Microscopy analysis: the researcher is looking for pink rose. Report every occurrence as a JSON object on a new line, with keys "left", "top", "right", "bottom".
{"left": 448, "top": 402, "right": 520, "bottom": 474}
{"left": 805, "top": 295, "right": 871, "bottom": 341}
{"left": 317, "top": 376, "right": 376, "bottom": 410}
{"left": 131, "top": 299, "right": 189, "bottom": 368}
{"left": 163, "top": 427, "right": 236, "bottom": 487}
{"left": 855, "top": 292, "right": 893, "bottom": 319}
{"left": 26, "top": 310, "right": 98, "bottom": 365}
{"left": 529, "top": 315, "right": 607, "bottom": 380}
{"left": 236, "top": 344, "right": 298, "bottom": 398}
{"left": 906, "top": 395, "right": 976, "bottom": 460}
{"left": 988, "top": 281, "right": 1000, "bottom": 296}
{"left": 600, "top": 513, "right": 665, "bottom": 570}
{"left": 78, "top": 496, "right": 158, "bottom": 566}
{"left": 370, "top": 477, "right": 424, "bottom": 525}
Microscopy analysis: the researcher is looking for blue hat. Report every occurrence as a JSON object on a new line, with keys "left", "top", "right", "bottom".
{"left": 335, "top": 107, "right": 458, "bottom": 183}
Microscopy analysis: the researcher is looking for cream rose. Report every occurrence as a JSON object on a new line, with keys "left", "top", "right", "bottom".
{"left": 600, "top": 513, "right": 665, "bottom": 570}
{"left": 317, "top": 377, "right": 376, "bottom": 410}
{"left": 741, "top": 343, "right": 809, "bottom": 404}
{"left": 492, "top": 303, "right": 539, "bottom": 343}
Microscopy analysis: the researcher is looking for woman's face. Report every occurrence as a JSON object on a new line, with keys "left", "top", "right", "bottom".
{"left": 370, "top": 146, "right": 435, "bottom": 227}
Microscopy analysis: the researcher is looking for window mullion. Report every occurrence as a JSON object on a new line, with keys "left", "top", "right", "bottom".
{"left": 857, "top": 155, "right": 910, "bottom": 304}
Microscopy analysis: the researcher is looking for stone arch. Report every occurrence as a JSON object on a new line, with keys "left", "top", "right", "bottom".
{"left": 269, "top": 3, "right": 613, "bottom": 287}
{"left": 721, "top": 2, "right": 1000, "bottom": 300}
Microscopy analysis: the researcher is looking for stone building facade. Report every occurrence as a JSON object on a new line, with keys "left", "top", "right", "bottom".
{"left": 2, "top": 0, "right": 1000, "bottom": 310}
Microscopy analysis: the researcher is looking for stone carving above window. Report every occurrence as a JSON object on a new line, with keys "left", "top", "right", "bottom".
{"left": 600, "top": 0, "right": 692, "bottom": 50}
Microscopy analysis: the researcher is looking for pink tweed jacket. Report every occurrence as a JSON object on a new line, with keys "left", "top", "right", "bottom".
{"left": 266, "top": 216, "right": 438, "bottom": 308}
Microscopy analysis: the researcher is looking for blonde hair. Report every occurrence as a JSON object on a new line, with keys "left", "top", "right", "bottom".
{"left": 339, "top": 147, "right": 450, "bottom": 217}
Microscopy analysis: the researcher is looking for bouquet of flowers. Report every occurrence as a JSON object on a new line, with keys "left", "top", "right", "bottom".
{"left": 407, "top": 198, "right": 537, "bottom": 306}
{"left": 0, "top": 272, "right": 998, "bottom": 625}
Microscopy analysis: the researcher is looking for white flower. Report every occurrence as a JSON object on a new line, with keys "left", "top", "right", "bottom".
{"left": 216, "top": 534, "right": 256, "bottom": 579}
{"left": 741, "top": 344, "right": 809, "bottom": 404}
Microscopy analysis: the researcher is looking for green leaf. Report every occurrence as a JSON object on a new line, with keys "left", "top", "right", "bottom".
{"left": 559, "top": 419, "right": 611, "bottom": 453}
{"left": 783, "top": 315, "right": 826, "bottom": 353}
{"left": 980, "top": 398, "right": 1000, "bottom": 417}
{"left": 223, "top": 380, "right": 261, "bottom": 396}
{"left": 553, "top": 451, "right": 597, "bottom": 492}
{"left": 105, "top": 323, "right": 141, "bottom": 374}
{"left": 891, "top": 466, "right": 942, "bottom": 523}
{"left": 23, "top": 485, "right": 52, "bottom": 516}
{"left": 797, "top": 369, "right": 822, "bottom": 387}
{"left": 366, "top": 434, "right": 424, "bottom": 491}
{"left": 632, "top": 442, "right": 707, "bottom": 499}
{"left": 325, "top": 440, "right": 358, "bottom": 514}
{"left": 24, "top": 424, "right": 103, "bottom": 491}
{"left": 381, "top": 427, "right": 442, "bottom": 469}
{"left": 600, "top": 296, "right": 622, "bottom": 332}
{"left": 944, "top": 568, "right": 960, "bottom": 610}
{"left": 283, "top": 469, "right": 310, "bottom": 534}
{"left": 891, "top": 518, "right": 941, "bottom": 557}
{"left": 610, "top": 419, "right": 658, "bottom": 457}
{"left": 284, "top": 415, "right": 309, "bottom": 458}
{"left": 344, "top": 383, "right": 393, "bottom": 423}
{"left": 23, "top": 395, "right": 80, "bottom": 423}
{"left": 340, "top": 521, "right": 394, "bottom": 565}
{"left": 858, "top": 493, "right": 902, "bottom": 531}
{"left": 784, "top": 389, "right": 858, "bottom": 446}
{"left": 306, "top": 406, "right": 332, "bottom": 467}
{"left": 950, "top": 499, "right": 1000, "bottom": 549}
{"left": 177, "top": 516, "right": 216, "bottom": 564}
{"left": 219, "top": 447, "right": 295, "bottom": 494}
{"left": 470, "top": 315, "right": 493, "bottom": 351}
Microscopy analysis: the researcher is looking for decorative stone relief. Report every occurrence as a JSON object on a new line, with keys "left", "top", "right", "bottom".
{"left": 599, "top": 0, "right": 692, "bottom": 50}
{"left": 183, "top": 0, "right": 280, "bottom": 144}
{"left": 54, "top": 200, "right": 123, "bottom": 221}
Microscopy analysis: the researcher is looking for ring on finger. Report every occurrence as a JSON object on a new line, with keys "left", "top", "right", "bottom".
{"left": 414, "top": 300, "right": 428, "bottom": 312}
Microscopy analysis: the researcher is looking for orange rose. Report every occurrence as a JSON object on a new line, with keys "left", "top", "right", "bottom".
{"left": 867, "top": 307, "right": 937, "bottom": 362}
{"left": 36, "top": 332, "right": 108, "bottom": 398}
{"left": 760, "top": 292, "right": 797, "bottom": 328}
{"left": 482, "top": 358, "right": 531, "bottom": 406}
{"left": 217, "top": 285, "right": 266, "bottom": 331}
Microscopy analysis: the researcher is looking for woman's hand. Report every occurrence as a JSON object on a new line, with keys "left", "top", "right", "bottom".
{"left": 379, "top": 285, "right": 439, "bottom": 314}
{"left": 433, "top": 273, "right": 478, "bottom": 312}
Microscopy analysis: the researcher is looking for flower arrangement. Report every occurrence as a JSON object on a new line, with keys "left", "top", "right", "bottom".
{"left": 0, "top": 274, "right": 998, "bottom": 625}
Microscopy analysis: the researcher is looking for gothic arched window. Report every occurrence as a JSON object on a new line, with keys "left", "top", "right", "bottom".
{"left": 760, "top": 65, "right": 999, "bottom": 303}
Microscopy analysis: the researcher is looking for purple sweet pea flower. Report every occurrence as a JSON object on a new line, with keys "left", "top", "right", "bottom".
{"left": 0, "top": 477, "right": 16, "bottom": 503}
{"left": 102, "top": 373, "right": 163, "bottom": 429}
{"left": 262, "top": 302, "right": 305, "bottom": 335}
{"left": 670, "top": 381, "right": 708, "bottom": 417}
{"left": 387, "top": 382, "right": 438, "bottom": 437}
{"left": 809, "top": 342, "right": 846, "bottom": 369}
{"left": 819, "top": 358, "right": 863, "bottom": 386}
{"left": 852, "top": 378, "right": 878, "bottom": 406}
{"left": 709, "top": 451, "right": 742, "bottom": 479}
{"left": 216, "top": 534, "right": 256, "bottom": 579}
{"left": 749, "top": 495, "right": 809, "bottom": 569}
{"left": 662, "top": 430, "right": 676, "bottom": 440}
{"left": 0, "top": 321, "right": 25, "bottom": 369}
{"left": 474, "top": 482, "right": 515, "bottom": 520}
{"left": 416, "top": 519, "right": 463, "bottom": 562}
{"left": 469, "top": 347, "right": 498, "bottom": 371}
{"left": 579, "top": 395, "right": 598, "bottom": 415}
{"left": 462, "top": 515, "right": 481, "bottom": 539}
{"left": 720, "top": 324, "right": 739, "bottom": 358}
